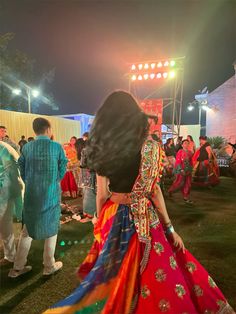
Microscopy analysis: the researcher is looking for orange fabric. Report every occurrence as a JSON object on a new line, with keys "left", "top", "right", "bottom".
{"left": 102, "top": 234, "right": 140, "bottom": 314}
{"left": 94, "top": 201, "right": 118, "bottom": 244}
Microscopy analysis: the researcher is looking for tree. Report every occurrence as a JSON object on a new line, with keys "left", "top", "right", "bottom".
{"left": 0, "top": 33, "right": 58, "bottom": 113}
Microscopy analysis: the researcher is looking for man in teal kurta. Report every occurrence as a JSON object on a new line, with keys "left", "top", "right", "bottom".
{"left": 9, "top": 118, "right": 68, "bottom": 278}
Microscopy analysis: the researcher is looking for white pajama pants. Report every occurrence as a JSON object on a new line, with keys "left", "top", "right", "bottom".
{"left": 0, "top": 200, "right": 16, "bottom": 262}
{"left": 13, "top": 225, "right": 57, "bottom": 270}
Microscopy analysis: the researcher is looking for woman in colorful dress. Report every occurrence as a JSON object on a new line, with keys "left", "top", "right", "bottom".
{"left": 168, "top": 139, "right": 193, "bottom": 204}
{"left": 192, "top": 136, "right": 220, "bottom": 187}
{"left": 61, "top": 136, "right": 80, "bottom": 198}
{"left": 44, "top": 91, "right": 233, "bottom": 314}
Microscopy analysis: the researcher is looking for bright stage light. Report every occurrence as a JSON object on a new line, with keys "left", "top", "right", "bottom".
{"left": 131, "top": 75, "right": 137, "bottom": 81}
{"left": 156, "top": 73, "right": 162, "bottom": 79}
{"left": 138, "top": 64, "right": 143, "bottom": 70}
{"left": 169, "top": 71, "right": 175, "bottom": 78}
{"left": 170, "top": 60, "right": 176, "bottom": 67}
{"left": 188, "top": 105, "right": 194, "bottom": 111}
{"left": 163, "top": 72, "right": 168, "bottom": 78}
{"left": 12, "top": 88, "right": 22, "bottom": 95}
{"left": 157, "top": 62, "right": 162, "bottom": 68}
{"left": 143, "top": 74, "right": 149, "bottom": 80}
{"left": 151, "top": 63, "right": 156, "bottom": 69}
{"left": 144, "top": 63, "right": 149, "bottom": 69}
{"left": 150, "top": 73, "right": 155, "bottom": 79}
{"left": 138, "top": 75, "right": 143, "bottom": 80}
{"left": 131, "top": 64, "right": 136, "bottom": 71}
{"left": 164, "top": 61, "right": 169, "bottom": 67}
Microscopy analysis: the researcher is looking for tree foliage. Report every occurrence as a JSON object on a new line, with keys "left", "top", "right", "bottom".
{"left": 0, "top": 33, "right": 58, "bottom": 113}
{"left": 208, "top": 136, "right": 226, "bottom": 149}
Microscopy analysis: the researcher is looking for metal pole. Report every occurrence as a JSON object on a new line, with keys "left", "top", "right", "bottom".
{"left": 199, "top": 105, "right": 202, "bottom": 135}
{"left": 177, "top": 70, "right": 184, "bottom": 136}
{"left": 27, "top": 87, "right": 31, "bottom": 113}
{"left": 171, "top": 76, "right": 177, "bottom": 133}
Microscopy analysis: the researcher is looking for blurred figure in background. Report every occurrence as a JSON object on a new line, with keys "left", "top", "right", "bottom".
{"left": 192, "top": 136, "right": 219, "bottom": 187}
{"left": 164, "top": 138, "right": 176, "bottom": 173}
{"left": 18, "top": 135, "right": 27, "bottom": 153}
{"left": 79, "top": 142, "right": 96, "bottom": 222}
{"left": 175, "top": 136, "right": 183, "bottom": 152}
{"left": 187, "top": 135, "right": 196, "bottom": 154}
{"left": 61, "top": 136, "right": 80, "bottom": 198}
{"left": 0, "top": 126, "right": 20, "bottom": 153}
{"left": 0, "top": 141, "right": 24, "bottom": 266}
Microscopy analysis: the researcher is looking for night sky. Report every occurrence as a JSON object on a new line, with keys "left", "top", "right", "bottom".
{"left": 0, "top": 0, "right": 235, "bottom": 123}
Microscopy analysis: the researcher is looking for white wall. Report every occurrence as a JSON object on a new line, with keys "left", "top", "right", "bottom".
{"left": 174, "top": 125, "right": 201, "bottom": 146}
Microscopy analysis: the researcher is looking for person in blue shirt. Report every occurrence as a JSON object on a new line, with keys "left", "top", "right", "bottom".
{"left": 8, "top": 117, "right": 68, "bottom": 278}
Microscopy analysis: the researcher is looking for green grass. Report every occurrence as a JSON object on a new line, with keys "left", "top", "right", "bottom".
{"left": 0, "top": 177, "right": 235, "bottom": 313}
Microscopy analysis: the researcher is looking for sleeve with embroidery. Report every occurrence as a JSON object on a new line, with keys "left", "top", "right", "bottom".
{"left": 130, "top": 139, "right": 165, "bottom": 243}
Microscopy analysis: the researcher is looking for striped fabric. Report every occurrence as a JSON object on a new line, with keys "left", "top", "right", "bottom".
{"left": 44, "top": 201, "right": 140, "bottom": 314}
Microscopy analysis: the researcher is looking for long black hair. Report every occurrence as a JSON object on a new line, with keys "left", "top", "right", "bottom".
{"left": 86, "top": 91, "right": 149, "bottom": 178}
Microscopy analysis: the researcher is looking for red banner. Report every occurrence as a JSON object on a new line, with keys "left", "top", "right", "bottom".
{"left": 139, "top": 99, "right": 163, "bottom": 134}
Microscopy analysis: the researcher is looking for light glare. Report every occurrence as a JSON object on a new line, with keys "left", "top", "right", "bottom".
{"left": 201, "top": 105, "right": 209, "bottom": 111}
{"left": 32, "top": 89, "right": 40, "bottom": 97}
{"left": 12, "top": 88, "right": 22, "bottom": 95}
{"left": 169, "top": 71, "right": 175, "bottom": 78}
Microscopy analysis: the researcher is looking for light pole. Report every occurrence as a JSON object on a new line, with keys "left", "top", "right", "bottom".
{"left": 187, "top": 100, "right": 209, "bottom": 136}
{"left": 13, "top": 87, "right": 40, "bottom": 113}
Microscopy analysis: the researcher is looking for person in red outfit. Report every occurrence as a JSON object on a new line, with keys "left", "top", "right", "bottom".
{"left": 168, "top": 139, "right": 193, "bottom": 204}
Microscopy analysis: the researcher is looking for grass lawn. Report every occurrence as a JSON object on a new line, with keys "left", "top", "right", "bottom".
{"left": 0, "top": 177, "right": 235, "bottom": 313}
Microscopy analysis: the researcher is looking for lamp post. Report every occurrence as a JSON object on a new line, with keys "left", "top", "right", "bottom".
{"left": 13, "top": 87, "right": 40, "bottom": 113}
{"left": 187, "top": 100, "right": 209, "bottom": 136}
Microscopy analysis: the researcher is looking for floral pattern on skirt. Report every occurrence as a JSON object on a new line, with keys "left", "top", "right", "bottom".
{"left": 43, "top": 201, "right": 234, "bottom": 314}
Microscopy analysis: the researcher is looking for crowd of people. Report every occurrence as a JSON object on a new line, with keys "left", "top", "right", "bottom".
{"left": 0, "top": 90, "right": 234, "bottom": 313}
{"left": 163, "top": 134, "right": 219, "bottom": 204}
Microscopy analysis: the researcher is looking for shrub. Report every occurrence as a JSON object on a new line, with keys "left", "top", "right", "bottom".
{"left": 207, "top": 136, "right": 226, "bottom": 149}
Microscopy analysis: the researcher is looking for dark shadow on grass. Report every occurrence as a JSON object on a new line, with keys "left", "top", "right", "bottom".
{"left": 0, "top": 275, "right": 52, "bottom": 313}
{"left": 180, "top": 210, "right": 206, "bottom": 224}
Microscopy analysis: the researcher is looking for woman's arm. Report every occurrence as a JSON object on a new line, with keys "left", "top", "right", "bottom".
{"left": 151, "top": 184, "right": 185, "bottom": 251}
{"left": 151, "top": 184, "right": 171, "bottom": 225}
{"left": 96, "top": 174, "right": 110, "bottom": 217}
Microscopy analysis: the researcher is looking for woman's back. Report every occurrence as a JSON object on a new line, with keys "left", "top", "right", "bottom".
{"left": 108, "top": 152, "right": 141, "bottom": 193}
